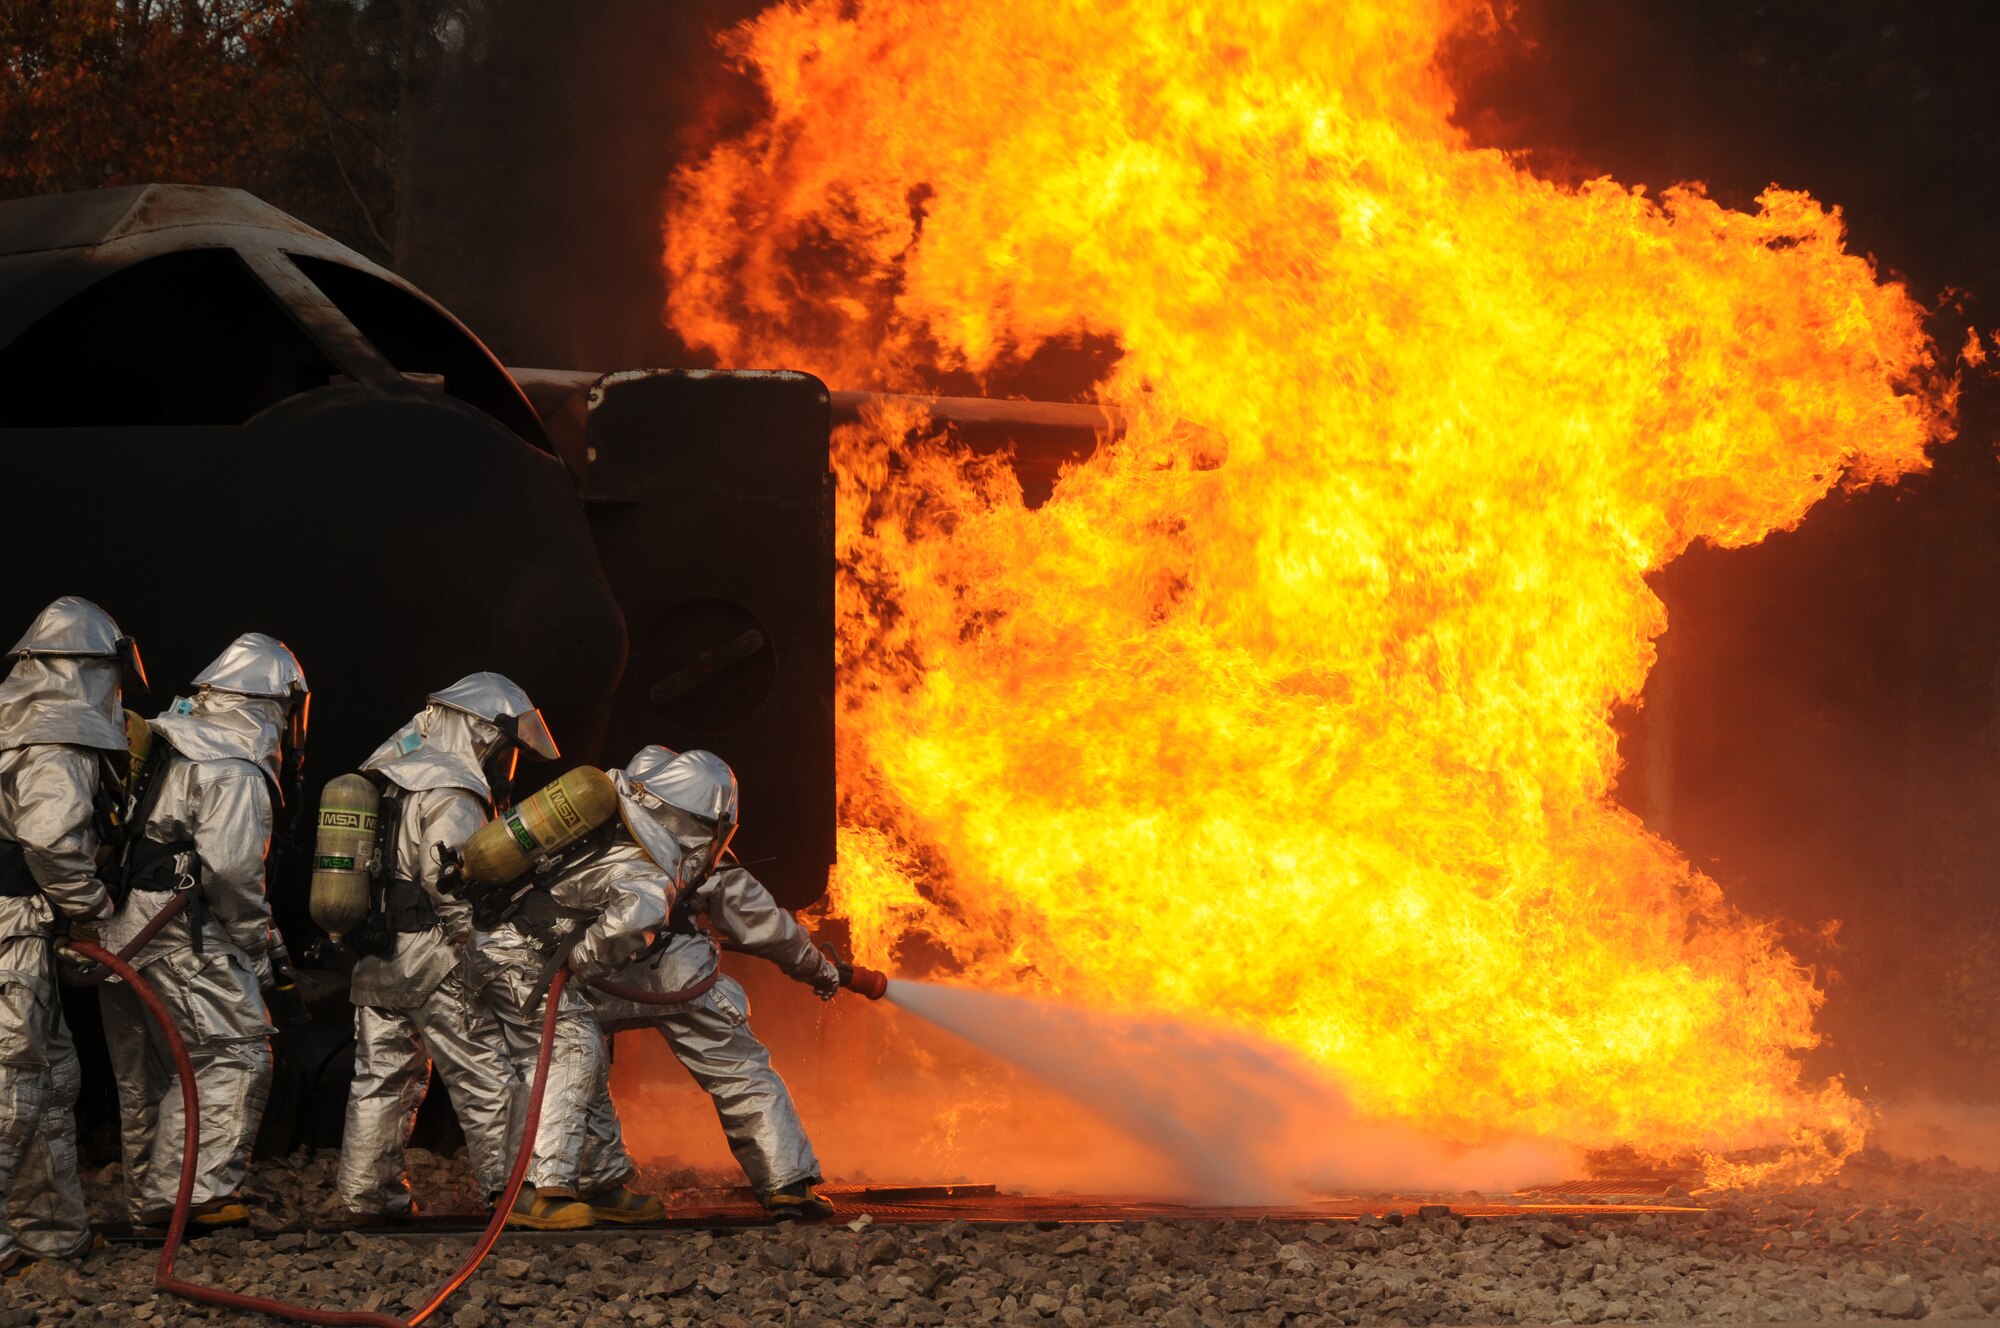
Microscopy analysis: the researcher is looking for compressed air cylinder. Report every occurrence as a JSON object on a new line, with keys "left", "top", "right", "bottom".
{"left": 311, "top": 773, "right": 379, "bottom": 942}
{"left": 461, "top": 766, "right": 618, "bottom": 887}
{"left": 123, "top": 708, "right": 152, "bottom": 787}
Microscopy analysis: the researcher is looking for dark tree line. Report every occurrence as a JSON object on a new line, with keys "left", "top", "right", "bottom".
{"left": 0, "top": 1, "right": 486, "bottom": 269}
{"left": 0, "top": 0, "right": 765, "bottom": 367}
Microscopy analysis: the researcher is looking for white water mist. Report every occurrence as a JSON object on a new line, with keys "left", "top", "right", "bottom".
{"left": 883, "top": 979, "right": 1575, "bottom": 1204}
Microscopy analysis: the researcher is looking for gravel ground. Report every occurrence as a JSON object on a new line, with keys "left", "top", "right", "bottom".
{"left": 10, "top": 1148, "right": 2000, "bottom": 1325}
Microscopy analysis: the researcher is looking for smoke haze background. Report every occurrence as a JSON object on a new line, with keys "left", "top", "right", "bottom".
{"left": 1872, "top": 1102, "right": 2000, "bottom": 1173}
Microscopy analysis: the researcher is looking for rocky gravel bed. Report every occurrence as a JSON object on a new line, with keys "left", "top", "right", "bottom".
{"left": 12, "top": 1149, "right": 2000, "bottom": 1325}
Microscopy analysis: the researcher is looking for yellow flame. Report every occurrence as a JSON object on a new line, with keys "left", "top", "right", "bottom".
{"left": 665, "top": 0, "right": 1954, "bottom": 1180}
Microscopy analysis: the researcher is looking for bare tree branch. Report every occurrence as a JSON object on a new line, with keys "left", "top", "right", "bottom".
{"left": 299, "top": 50, "right": 391, "bottom": 158}
{"left": 313, "top": 95, "right": 393, "bottom": 258}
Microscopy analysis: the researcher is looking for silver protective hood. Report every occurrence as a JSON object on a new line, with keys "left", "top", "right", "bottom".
{"left": 628, "top": 746, "right": 738, "bottom": 824}
{"left": 611, "top": 746, "right": 738, "bottom": 883}
{"left": 362, "top": 703, "right": 499, "bottom": 799}
{"left": 0, "top": 654, "right": 126, "bottom": 753}
{"left": 191, "top": 632, "right": 308, "bottom": 699}
{"left": 153, "top": 633, "right": 308, "bottom": 788}
{"left": 152, "top": 690, "right": 292, "bottom": 786}
{"left": 9, "top": 595, "right": 125, "bottom": 659}
{"left": 0, "top": 597, "right": 140, "bottom": 751}
{"left": 427, "top": 672, "right": 558, "bottom": 761}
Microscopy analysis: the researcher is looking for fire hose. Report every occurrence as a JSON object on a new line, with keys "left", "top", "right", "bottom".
{"left": 48, "top": 906, "right": 883, "bottom": 1328}
{"left": 55, "top": 888, "right": 198, "bottom": 988}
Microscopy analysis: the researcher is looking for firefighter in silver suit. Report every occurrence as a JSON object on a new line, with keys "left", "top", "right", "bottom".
{"left": 99, "top": 632, "right": 308, "bottom": 1229}
{"left": 469, "top": 760, "right": 668, "bottom": 1231}
{"left": 0, "top": 597, "right": 141, "bottom": 1278}
{"left": 333, "top": 673, "right": 559, "bottom": 1222}
{"left": 582, "top": 746, "right": 841, "bottom": 1219}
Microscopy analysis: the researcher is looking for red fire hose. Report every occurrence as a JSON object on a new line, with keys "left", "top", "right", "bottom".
{"left": 400, "top": 966, "right": 571, "bottom": 1327}
{"left": 62, "top": 927, "right": 733, "bottom": 1328}
{"left": 68, "top": 936, "right": 414, "bottom": 1326}
{"left": 403, "top": 968, "right": 720, "bottom": 1326}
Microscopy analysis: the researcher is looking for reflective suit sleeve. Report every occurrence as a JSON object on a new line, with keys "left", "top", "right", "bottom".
{"left": 556, "top": 862, "right": 667, "bottom": 983}
{"left": 408, "top": 786, "right": 486, "bottom": 944}
{"left": 194, "top": 764, "right": 276, "bottom": 956}
{"left": 704, "top": 868, "right": 836, "bottom": 987}
{"left": 12, "top": 744, "right": 112, "bottom": 922}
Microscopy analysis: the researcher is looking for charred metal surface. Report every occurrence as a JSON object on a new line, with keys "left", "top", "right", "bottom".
{"left": 0, "top": 184, "right": 544, "bottom": 440}
{"left": 0, "top": 185, "right": 847, "bottom": 922}
{"left": 579, "top": 369, "right": 836, "bottom": 909}
{"left": 1519, "top": 1177, "right": 1696, "bottom": 1200}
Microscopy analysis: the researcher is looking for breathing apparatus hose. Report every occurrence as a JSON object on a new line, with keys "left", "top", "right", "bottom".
{"left": 58, "top": 930, "right": 724, "bottom": 1328}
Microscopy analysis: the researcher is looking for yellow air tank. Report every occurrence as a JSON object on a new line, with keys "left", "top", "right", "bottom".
{"left": 461, "top": 766, "right": 618, "bottom": 887}
{"left": 95, "top": 710, "right": 156, "bottom": 869}
{"left": 311, "top": 774, "right": 379, "bottom": 943}
{"left": 123, "top": 709, "right": 152, "bottom": 787}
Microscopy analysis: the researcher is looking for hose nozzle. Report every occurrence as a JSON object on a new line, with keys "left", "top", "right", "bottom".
{"left": 836, "top": 960, "right": 889, "bottom": 1001}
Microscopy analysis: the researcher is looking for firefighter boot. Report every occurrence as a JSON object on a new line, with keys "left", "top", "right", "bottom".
{"left": 587, "top": 1185, "right": 665, "bottom": 1225}
{"left": 762, "top": 1180, "right": 835, "bottom": 1220}
{"left": 507, "top": 1185, "right": 593, "bottom": 1231}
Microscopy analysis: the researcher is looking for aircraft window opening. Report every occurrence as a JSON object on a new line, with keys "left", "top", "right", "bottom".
{"left": 286, "top": 253, "right": 546, "bottom": 446}
{"left": 0, "top": 248, "right": 342, "bottom": 426}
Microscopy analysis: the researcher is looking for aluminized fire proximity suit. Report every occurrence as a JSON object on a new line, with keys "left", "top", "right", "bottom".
{"left": 100, "top": 632, "right": 308, "bottom": 1224}
{"left": 0, "top": 597, "right": 138, "bottom": 1272}
{"left": 586, "top": 864, "right": 838, "bottom": 1199}
{"left": 469, "top": 767, "right": 666, "bottom": 1229}
{"left": 582, "top": 746, "right": 840, "bottom": 1214}
{"left": 335, "top": 673, "right": 559, "bottom": 1219}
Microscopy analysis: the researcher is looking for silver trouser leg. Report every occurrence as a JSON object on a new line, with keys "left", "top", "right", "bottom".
{"left": 11, "top": 1000, "right": 92, "bottom": 1259}
{"left": 0, "top": 1060, "right": 47, "bottom": 1266}
{"left": 334, "top": 1005, "right": 426, "bottom": 1217}
{"left": 137, "top": 1036, "right": 271, "bottom": 1216}
{"left": 98, "top": 978, "right": 168, "bottom": 1217}
{"left": 575, "top": 1030, "right": 636, "bottom": 1200}
{"left": 659, "top": 977, "right": 819, "bottom": 1195}
{"left": 123, "top": 944, "right": 274, "bottom": 1218}
{"left": 0, "top": 949, "right": 55, "bottom": 1263}
{"left": 412, "top": 975, "right": 519, "bottom": 1202}
{"left": 482, "top": 965, "right": 600, "bottom": 1196}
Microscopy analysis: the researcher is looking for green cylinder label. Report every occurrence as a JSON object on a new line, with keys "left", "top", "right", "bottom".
{"left": 319, "top": 809, "right": 375, "bottom": 831}
{"left": 506, "top": 810, "right": 539, "bottom": 855}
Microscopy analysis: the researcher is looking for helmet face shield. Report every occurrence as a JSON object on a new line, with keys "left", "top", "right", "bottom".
{"left": 497, "top": 707, "right": 559, "bottom": 761}
{"left": 289, "top": 691, "right": 311, "bottom": 753}
{"left": 117, "top": 636, "right": 149, "bottom": 694}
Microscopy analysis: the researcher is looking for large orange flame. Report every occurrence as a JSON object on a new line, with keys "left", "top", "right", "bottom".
{"left": 664, "top": 0, "right": 1954, "bottom": 1180}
